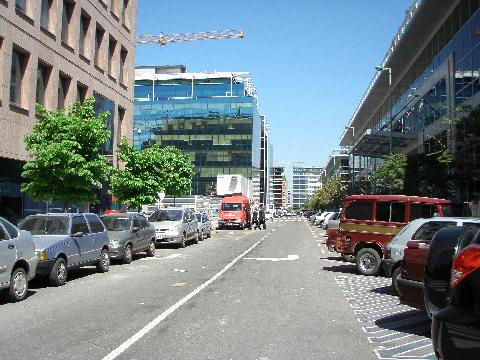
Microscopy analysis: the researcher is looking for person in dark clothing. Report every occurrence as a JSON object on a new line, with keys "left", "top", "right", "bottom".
{"left": 258, "top": 204, "right": 266, "bottom": 230}
{"left": 246, "top": 207, "right": 252, "bottom": 229}
{"left": 252, "top": 208, "right": 259, "bottom": 230}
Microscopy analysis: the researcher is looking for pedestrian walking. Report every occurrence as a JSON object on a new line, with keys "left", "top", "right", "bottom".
{"left": 252, "top": 207, "right": 259, "bottom": 230}
{"left": 258, "top": 204, "right": 266, "bottom": 230}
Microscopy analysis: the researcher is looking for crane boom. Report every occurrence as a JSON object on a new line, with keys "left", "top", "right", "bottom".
{"left": 137, "top": 29, "right": 245, "bottom": 45}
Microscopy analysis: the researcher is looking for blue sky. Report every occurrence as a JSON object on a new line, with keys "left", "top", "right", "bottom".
{"left": 136, "top": 0, "right": 413, "bottom": 170}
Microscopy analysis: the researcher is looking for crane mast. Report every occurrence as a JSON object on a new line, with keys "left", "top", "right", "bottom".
{"left": 137, "top": 29, "right": 245, "bottom": 46}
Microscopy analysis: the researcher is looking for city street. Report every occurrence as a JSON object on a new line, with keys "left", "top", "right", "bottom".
{"left": 0, "top": 218, "right": 434, "bottom": 360}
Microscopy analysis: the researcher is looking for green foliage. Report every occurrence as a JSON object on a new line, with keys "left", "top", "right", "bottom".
{"left": 370, "top": 153, "right": 407, "bottom": 194}
{"left": 305, "top": 178, "right": 345, "bottom": 211}
{"left": 110, "top": 142, "right": 196, "bottom": 209}
{"left": 22, "top": 98, "right": 111, "bottom": 204}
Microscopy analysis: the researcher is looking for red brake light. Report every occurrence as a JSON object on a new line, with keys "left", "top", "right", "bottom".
{"left": 451, "top": 244, "right": 480, "bottom": 288}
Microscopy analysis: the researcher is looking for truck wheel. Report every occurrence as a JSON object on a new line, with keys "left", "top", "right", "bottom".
{"left": 392, "top": 267, "right": 401, "bottom": 295}
{"left": 49, "top": 258, "right": 68, "bottom": 286}
{"left": 8, "top": 268, "right": 28, "bottom": 302}
{"left": 356, "top": 248, "right": 381, "bottom": 276}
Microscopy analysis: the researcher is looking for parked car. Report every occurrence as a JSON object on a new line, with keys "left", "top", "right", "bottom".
{"left": 432, "top": 231, "right": 480, "bottom": 359}
{"left": 309, "top": 212, "right": 318, "bottom": 223}
{"left": 149, "top": 208, "right": 199, "bottom": 248}
{"left": 322, "top": 212, "right": 338, "bottom": 230}
{"left": 398, "top": 219, "right": 480, "bottom": 310}
{"left": 101, "top": 213, "right": 156, "bottom": 264}
{"left": 314, "top": 212, "right": 331, "bottom": 226}
{"left": 196, "top": 212, "right": 212, "bottom": 240}
{"left": 325, "top": 212, "right": 341, "bottom": 252}
{"left": 336, "top": 195, "right": 453, "bottom": 276}
{"left": 383, "top": 218, "right": 449, "bottom": 295}
{"left": 18, "top": 213, "right": 110, "bottom": 286}
{"left": 265, "top": 211, "right": 274, "bottom": 221}
{"left": 0, "top": 217, "right": 37, "bottom": 302}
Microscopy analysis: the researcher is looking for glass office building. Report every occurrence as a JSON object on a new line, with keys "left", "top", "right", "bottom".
{"left": 134, "top": 67, "right": 261, "bottom": 195}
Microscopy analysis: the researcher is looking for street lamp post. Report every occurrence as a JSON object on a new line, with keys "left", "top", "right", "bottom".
{"left": 375, "top": 66, "right": 393, "bottom": 154}
{"left": 345, "top": 126, "right": 355, "bottom": 194}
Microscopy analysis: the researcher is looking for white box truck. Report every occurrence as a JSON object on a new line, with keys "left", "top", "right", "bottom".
{"left": 216, "top": 174, "right": 253, "bottom": 198}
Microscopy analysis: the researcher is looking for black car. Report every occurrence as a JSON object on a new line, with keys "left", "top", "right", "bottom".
{"left": 424, "top": 227, "right": 480, "bottom": 359}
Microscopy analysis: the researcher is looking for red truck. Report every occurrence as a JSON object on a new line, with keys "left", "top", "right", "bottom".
{"left": 218, "top": 195, "right": 251, "bottom": 230}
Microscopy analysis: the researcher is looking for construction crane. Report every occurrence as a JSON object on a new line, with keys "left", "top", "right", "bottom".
{"left": 136, "top": 29, "right": 245, "bottom": 46}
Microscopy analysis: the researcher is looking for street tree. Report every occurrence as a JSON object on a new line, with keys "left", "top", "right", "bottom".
{"left": 156, "top": 146, "right": 196, "bottom": 205}
{"left": 22, "top": 98, "right": 111, "bottom": 208}
{"left": 110, "top": 139, "right": 165, "bottom": 210}
{"left": 370, "top": 153, "right": 407, "bottom": 194}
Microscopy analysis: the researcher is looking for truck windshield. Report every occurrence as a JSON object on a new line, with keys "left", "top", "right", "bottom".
{"left": 101, "top": 216, "right": 131, "bottom": 231}
{"left": 149, "top": 210, "right": 183, "bottom": 222}
{"left": 19, "top": 216, "right": 69, "bottom": 235}
{"left": 222, "top": 203, "right": 242, "bottom": 211}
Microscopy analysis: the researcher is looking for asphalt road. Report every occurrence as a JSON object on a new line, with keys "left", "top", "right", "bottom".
{"left": 0, "top": 218, "right": 378, "bottom": 360}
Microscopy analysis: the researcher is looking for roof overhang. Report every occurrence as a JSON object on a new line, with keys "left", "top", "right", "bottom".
{"left": 350, "top": 130, "right": 417, "bottom": 158}
{"left": 340, "top": 0, "right": 460, "bottom": 147}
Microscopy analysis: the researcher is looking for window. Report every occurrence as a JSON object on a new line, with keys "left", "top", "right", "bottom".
{"left": 412, "top": 221, "right": 456, "bottom": 241}
{"left": 132, "top": 217, "right": 141, "bottom": 229}
{"left": 0, "top": 225, "right": 7, "bottom": 240}
{"left": 85, "top": 214, "right": 105, "bottom": 233}
{"left": 410, "top": 203, "right": 439, "bottom": 221}
{"left": 58, "top": 72, "right": 71, "bottom": 109}
{"left": 15, "top": 0, "right": 27, "bottom": 13}
{"left": 71, "top": 216, "right": 90, "bottom": 235}
{"left": 0, "top": 218, "right": 18, "bottom": 239}
{"left": 40, "top": 0, "right": 53, "bottom": 31}
{"left": 10, "top": 47, "right": 29, "bottom": 106}
{"left": 121, "top": 0, "right": 130, "bottom": 28}
{"left": 117, "top": 106, "right": 125, "bottom": 144}
{"left": 108, "top": 36, "right": 117, "bottom": 77}
{"left": 94, "top": 25, "right": 105, "bottom": 69}
{"left": 36, "top": 61, "right": 51, "bottom": 106}
{"left": 79, "top": 11, "right": 91, "bottom": 58}
{"left": 61, "top": 0, "right": 75, "bottom": 46}
{"left": 375, "top": 202, "right": 406, "bottom": 223}
{"left": 77, "top": 82, "right": 88, "bottom": 103}
{"left": 345, "top": 201, "right": 373, "bottom": 221}
{"left": 120, "top": 46, "right": 128, "bottom": 84}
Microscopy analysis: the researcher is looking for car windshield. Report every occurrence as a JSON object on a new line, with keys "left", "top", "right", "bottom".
{"left": 150, "top": 210, "right": 183, "bottom": 222}
{"left": 222, "top": 203, "right": 242, "bottom": 211}
{"left": 101, "top": 216, "right": 131, "bottom": 231}
{"left": 19, "top": 216, "right": 69, "bottom": 235}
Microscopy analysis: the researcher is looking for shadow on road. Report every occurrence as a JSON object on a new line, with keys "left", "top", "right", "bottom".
{"left": 370, "top": 285, "right": 397, "bottom": 297}
{"left": 0, "top": 289, "right": 37, "bottom": 305}
{"left": 374, "top": 309, "right": 432, "bottom": 337}
{"left": 322, "top": 264, "right": 356, "bottom": 274}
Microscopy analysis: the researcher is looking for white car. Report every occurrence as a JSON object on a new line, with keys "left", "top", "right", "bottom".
{"left": 314, "top": 212, "right": 332, "bottom": 226}
{"left": 322, "top": 212, "right": 337, "bottom": 230}
{"left": 265, "top": 212, "right": 274, "bottom": 221}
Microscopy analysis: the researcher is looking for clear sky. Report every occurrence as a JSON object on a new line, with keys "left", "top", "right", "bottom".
{"left": 136, "top": 0, "right": 413, "bottom": 170}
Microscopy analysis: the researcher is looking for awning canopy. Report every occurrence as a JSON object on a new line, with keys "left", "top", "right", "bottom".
{"left": 350, "top": 131, "right": 416, "bottom": 158}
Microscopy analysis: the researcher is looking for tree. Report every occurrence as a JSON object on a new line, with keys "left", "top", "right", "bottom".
{"left": 110, "top": 142, "right": 196, "bottom": 209}
{"left": 110, "top": 139, "right": 165, "bottom": 210}
{"left": 305, "top": 178, "right": 345, "bottom": 211}
{"left": 22, "top": 98, "right": 111, "bottom": 207}
{"left": 370, "top": 153, "right": 407, "bottom": 194}
{"left": 156, "top": 146, "right": 196, "bottom": 205}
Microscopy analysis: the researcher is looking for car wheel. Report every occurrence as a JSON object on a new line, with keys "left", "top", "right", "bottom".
{"left": 123, "top": 245, "right": 133, "bottom": 264}
{"left": 193, "top": 231, "right": 199, "bottom": 244}
{"left": 97, "top": 249, "right": 110, "bottom": 273}
{"left": 49, "top": 258, "right": 68, "bottom": 286}
{"left": 206, "top": 231, "right": 211, "bottom": 239}
{"left": 392, "top": 267, "right": 401, "bottom": 295}
{"left": 8, "top": 268, "right": 28, "bottom": 302}
{"left": 146, "top": 240, "right": 156, "bottom": 257}
{"left": 179, "top": 233, "right": 186, "bottom": 248}
{"left": 199, "top": 230, "right": 204, "bottom": 241}
{"left": 356, "top": 248, "right": 381, "bottom": 276}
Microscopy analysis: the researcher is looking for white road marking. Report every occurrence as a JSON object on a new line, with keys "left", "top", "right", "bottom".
{"left": 173, "top": 269, "right": 186, "bottom": 273}
{"left": 102, "top": 237, "right": 265, "bottom": 360}
{"left": 140, "top": 253, "right": 182, "bottom": 261}
{"left": 243, "top": 254, "right": 299, "bottom": 262}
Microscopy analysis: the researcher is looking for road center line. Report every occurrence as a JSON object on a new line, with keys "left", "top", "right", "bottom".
{"left": 101, "top": 234, "right": 264, "bottom": 360}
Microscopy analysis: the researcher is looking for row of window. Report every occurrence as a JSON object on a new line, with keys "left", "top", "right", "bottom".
{"left": 12, "top": 0, "right": 130, "bottom": 91}
{"left": 345, "top": 201, "right": 440, "bottom": 223}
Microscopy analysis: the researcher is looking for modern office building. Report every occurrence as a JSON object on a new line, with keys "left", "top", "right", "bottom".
{"left": 134, "top": 66, "right": 262, "bottom": 196}
{"left": 270, "top": 166, "right": 287, "bottom": 209}
{"left": 292, "top": 166, "right": 323, "bottom": 209}
{"left": 340, "top": 0, "right": 480, "bottom": 205}
{"left": 259, "top": 115, "right": 271, "bottom": 205}
{"left": 0, "top": 0, "right": 137, "bottom": 222}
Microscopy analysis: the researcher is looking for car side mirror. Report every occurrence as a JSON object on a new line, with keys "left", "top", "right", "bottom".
{"left": 72, "top": 231, "right": 84, "bottom": 237}
{"left": 132, "top": 227, "right": 140, "bottom": 232}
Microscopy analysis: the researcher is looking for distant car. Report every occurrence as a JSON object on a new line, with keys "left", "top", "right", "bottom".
{"left": 322, "top": 212, "right": 337, "bottom": 230}
{"left": 149, "top": 208, "right": 199, "bottom": 248}
{"left": 196, "top": 212, "right": 212, "bottom": 240}
{"left": 101, "top": 213, "right": 156, "bottom": 263}
{"left": 0, "top": 217, "right": 38, "bottom": 302}
{"left": 265, "top": 211, "right": 274, "bottom": 221}
{"left": 314, "top": 212, "right": 332, "bottom": 226}
{"left": 18, "top": 213, "right": 110, "bottom": 286}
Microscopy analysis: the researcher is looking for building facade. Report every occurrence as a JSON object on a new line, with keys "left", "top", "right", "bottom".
{"left": 340, "top": 0, "right": 480, "bottom": 208}
{"left": 134, "top": 66, "right": 262, "bottom": 196}
{"left": 292, "top": 166, "right": 323, "bottom": 209}
{"left": 270, "top": 166, "right": 287, "bottom": 209}
{"left": 0, "top": 0, "right": 137, "bottom": 222}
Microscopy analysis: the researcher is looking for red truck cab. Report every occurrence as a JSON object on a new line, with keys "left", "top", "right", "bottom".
{"left": 336, "top": 195, "right": 452, "bottom": 276}
{"left": 218, "top": 195, "right": 250, "bottom": 230}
